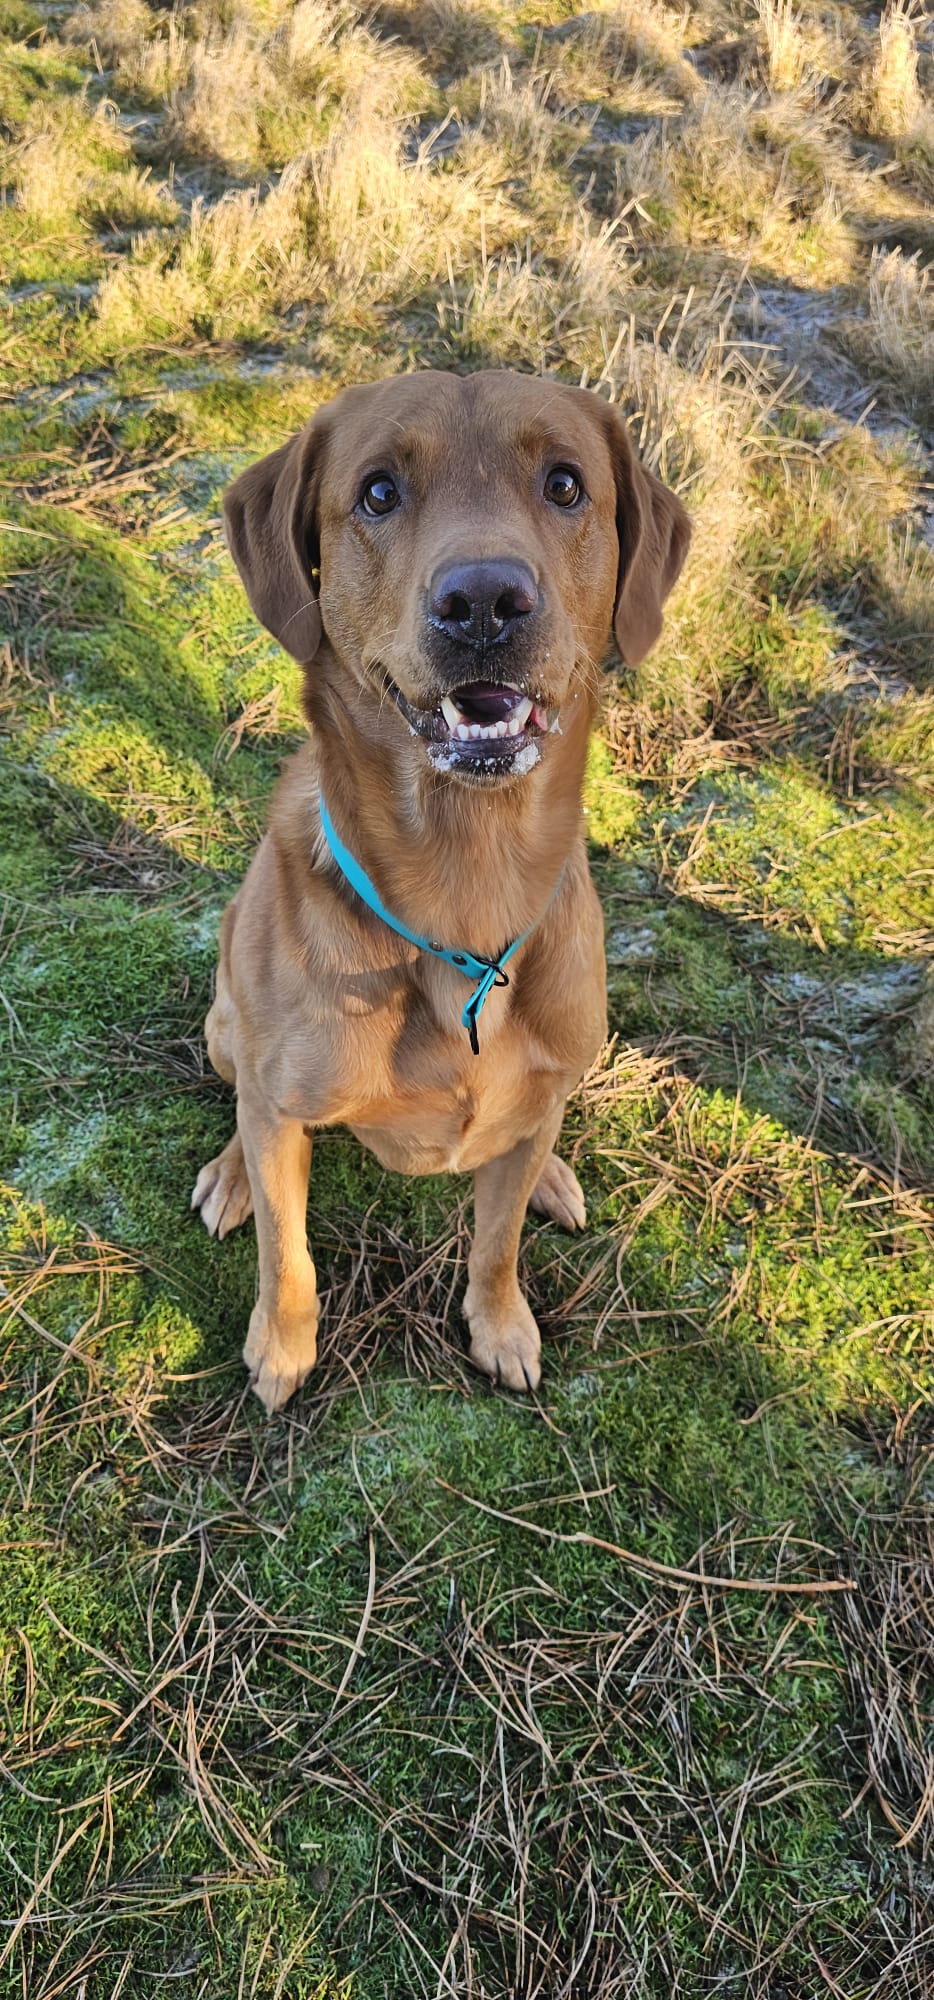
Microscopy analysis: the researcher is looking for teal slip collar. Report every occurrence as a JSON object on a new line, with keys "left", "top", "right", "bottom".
{"left": 318, "top": 792, "right": 548, "bottom": 1056}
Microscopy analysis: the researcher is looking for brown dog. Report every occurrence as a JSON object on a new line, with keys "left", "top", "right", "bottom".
{"left": 192, "top": 370, "right": 689, "bottom": 1411}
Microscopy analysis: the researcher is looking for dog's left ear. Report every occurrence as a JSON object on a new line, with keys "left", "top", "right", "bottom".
{"left": 223, "top": 415, "right": 327, "bottom": 663}
{"left": 606, "top": 410, "right": 691, "bottom": 667}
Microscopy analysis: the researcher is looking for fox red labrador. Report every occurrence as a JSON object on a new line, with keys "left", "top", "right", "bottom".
{"left": 192, "top": 369, "right": 690, "bottom": 1411}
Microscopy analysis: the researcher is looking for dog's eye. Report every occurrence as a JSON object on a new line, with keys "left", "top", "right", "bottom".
{"left": 545, "top": 466, "right": 582, "bottom": 508}
{"left": 361, "top": 475, "right": 400, "bottom": 517}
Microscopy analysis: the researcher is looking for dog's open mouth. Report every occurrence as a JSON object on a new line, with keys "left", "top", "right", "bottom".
{"left": 388, "top": 678, "right": 552, "bottom": 777}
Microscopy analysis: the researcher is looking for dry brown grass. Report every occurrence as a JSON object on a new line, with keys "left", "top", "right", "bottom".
{"left": 164, "top": 23, "right": 276, "bottom": 169}
{"left": 302, "top": 92, "right": 496, "bottom": 308}
{"left": 841, "top": 245, "right": 934, "bottom": 422}
{"left": 582, "top": 283, "right": 789, "bottom": 716}
{"left": 859, "top": 0, "right": 926, "bottom": 139}
{"left": 753, "top": 0, "right": 850, "bottom": 93}
{"left": 68, "top": 0, "right": 426, "bottom": 171}
{"left": 546, "top": 0, "right": 702, "bottom": 109}
{"left": 93, "top": 164, "right": 308, "bottom": 349}
{"left": 375, "top": 0, "right": 512, "bottom": 73}
{"left": 93, "top": 80, "right": 532, "bottom": 340}
{"left": 4, "top": 94, "right": 176, "bottom": 227}
{"left": 605, "top": 77, "right": 856, "bottom": 282}
{"left": 754, "top": 0, "right": 809, "bottom": 93}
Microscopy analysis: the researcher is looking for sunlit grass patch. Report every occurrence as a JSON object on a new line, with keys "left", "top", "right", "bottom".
{"left": 66, "top": 0, "right": 427, "bottom": 172}
{"left": 87, "top": 92, "right": 531, "bottom": 350}
{"left": 754, "top": 0, "right": 810, "bottom": 93}
{"left": 90, "top": 165, "right": 309, "bottom": 352}
{"left": 594, "top": 65, "right": 862, "bottom": 285}
{"left": 655, "top": 762, "right": 934, "bottom": 952}
{"left": 3, "top": 92, "right": 176, "bottom": 229}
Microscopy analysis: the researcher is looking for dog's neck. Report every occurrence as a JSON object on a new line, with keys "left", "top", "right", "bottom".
{"left": 303, "top": 671, "right": 595, "bottom": 958}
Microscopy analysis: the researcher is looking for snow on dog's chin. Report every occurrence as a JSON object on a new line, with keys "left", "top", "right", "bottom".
{"left": 427, "top": 736, "right": 542, "bottom": 780}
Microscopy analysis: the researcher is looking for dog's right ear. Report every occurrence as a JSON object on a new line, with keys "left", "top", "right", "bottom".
{"left": 223, "top": 419, "right": 325, "bottom": 663}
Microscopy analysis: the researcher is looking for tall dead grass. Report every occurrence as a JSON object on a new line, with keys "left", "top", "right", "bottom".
{"left": 67, "top": 0, "right": 426, "bottom": 170}
{"left": 584, "top": 286, "right": 783, "bottom": 715}
{"left": 4, "top": 93, "right": 175, "bottom": 228}
{"left": 547, "top": 0, "right": 701, "bottom": 108}
{"left": 610, "top": 81, "right": 853, "bottom": 280}
{"left": 93, "top": 164, "right": 307, "bottom": 349}
{"left": 860, "top": 0, "right": 925, "bottom": 138}
{"left": 91, "top": 90, "right": 518, "bottom": 344}
{"left": 376, "top": 0, "right": 511, "bottom": 73}
{"left": 839, "top": 245, "right": 934, "bottom": 422}
{"left": 754, "top": 0, "right": 808, "bottom": 93}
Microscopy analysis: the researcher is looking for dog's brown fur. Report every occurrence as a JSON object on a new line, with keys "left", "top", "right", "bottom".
{"left": 192, "top": 370, "right": 690, "bottom": 1411}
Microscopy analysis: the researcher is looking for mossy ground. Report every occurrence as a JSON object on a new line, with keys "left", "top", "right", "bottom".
{"left": 2, "top": 1, "right": 934, "bottom": 1994}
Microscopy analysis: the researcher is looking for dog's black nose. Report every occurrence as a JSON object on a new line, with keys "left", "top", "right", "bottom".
{"left": 429, "top": 560, "right": 539, "bottom": 646}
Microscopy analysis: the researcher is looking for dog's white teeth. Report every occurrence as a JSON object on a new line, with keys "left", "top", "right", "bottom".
{"left": 445, "top": 693, "right": 534, "bottom": 747}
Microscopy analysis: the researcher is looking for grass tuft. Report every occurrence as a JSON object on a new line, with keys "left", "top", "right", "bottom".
{"left": 859, "top": 0, "right": 926, "bottom": 139}
{"left": 842, "top": 245, "right": 934, "bottom": 423}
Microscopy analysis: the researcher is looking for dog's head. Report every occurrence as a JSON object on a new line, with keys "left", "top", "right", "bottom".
{"left": 224, "top": 370, "right": 690, "bottom": 786}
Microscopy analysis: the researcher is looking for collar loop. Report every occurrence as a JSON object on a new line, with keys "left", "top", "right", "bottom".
{"left": 317, "top": 793, "right": 550, "bottom": 1055}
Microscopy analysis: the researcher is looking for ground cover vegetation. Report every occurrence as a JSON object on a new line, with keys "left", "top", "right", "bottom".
{"left": 1, "top": 0, "right": 934, "bottom": 1991}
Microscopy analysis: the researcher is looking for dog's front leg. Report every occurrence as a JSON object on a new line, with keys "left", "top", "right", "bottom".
{"left": 237, "top": 1089, "right": 318, "bottom": 1413}
{"left": 465, "top": 1108, "right": 563, "bottom": 1392}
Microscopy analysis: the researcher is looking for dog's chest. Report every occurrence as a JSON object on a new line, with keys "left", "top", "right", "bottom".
{"left": 346, "top": 1027, "right": 566, "bottom": 1177}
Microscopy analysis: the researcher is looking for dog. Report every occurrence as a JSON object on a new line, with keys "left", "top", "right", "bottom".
{"left": 191, "top": 369, "right": 690, "bottom": 1412}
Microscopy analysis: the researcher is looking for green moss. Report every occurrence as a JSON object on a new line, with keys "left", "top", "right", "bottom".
{"left": 659, "top": 763, "right": 934, "bottom": 950}
{"left": 0, "top": 39, "right": 86, "bottom": 122}
{"left": 0, "top": 0, "right": 40, "bottom": 32}
{"left": 583, "top": 732, "right": 643, "bottom": 847}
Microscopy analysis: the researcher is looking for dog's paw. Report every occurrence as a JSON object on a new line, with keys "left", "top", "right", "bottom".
{"left": 464, "top": 1284, "right": 542, "bottom": 1393}
{"left": 527, "top": 1151, "right": 586, "bottom": 1231}
{"left": 191, "top": 1134, "right": 254, "bottom": 1240}
{"left": 243, "top": 1299, "right": 319, "bottom": 1415}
